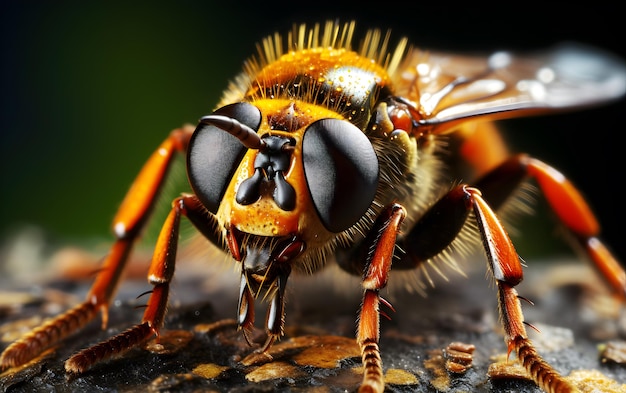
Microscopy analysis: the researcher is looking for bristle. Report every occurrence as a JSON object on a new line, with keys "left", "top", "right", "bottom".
{"left": 388, "top": 37, "right": 409, "bottom": 77}
{"left": 220, "top": 20, "right": 408, "bottom": 108}
{"left": 252, "top": 21, "right": 404, "bottom": 77}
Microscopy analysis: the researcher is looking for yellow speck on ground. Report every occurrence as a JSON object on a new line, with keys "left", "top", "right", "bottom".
{"left": 384, "top": 368, "right": 419, "bottom": 385}
{"left": 144, "top": 330, "right": 193, "bottom": 354}
{"left": 424, "top": 349, "right": 450, "bottom": 390}
{"left": 568, "top": 369, "right": 625, "bottom": 393}
{"left": 245, "top": 361, "right": 305, "bottom": 382}
{"left": 292, "top": 335, "right": 361, "bottom": 368}
{"left": 192, "top": 363, "right": 230, "bottom": 379}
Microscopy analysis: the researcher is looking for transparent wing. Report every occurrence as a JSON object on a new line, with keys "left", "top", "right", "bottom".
{"left": 393, "top": 43, "right": 626, "bottom": 133}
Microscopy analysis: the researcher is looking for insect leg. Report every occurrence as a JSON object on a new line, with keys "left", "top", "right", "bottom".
{"left": 357, "top": 203, "right": 406, "bottom": 393}
{"left": 451, "top": 121, "right": 510, "bottom": 178}
{"left": 474, "top": 153, "right": 626, "bottom": 300}
{"left": 0, "top": 125, "right": 195, "bottom": 370}
{"left": 468, "top": 185, "right": 579, "bottom": 393}
{"left": 398, "top": 185, "right": 577, "bottom": 392}
{"left": 64, "top": 194, "right": 212, "bottom": 373}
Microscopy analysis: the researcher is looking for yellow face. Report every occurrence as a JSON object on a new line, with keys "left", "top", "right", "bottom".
{"left": 217, "top": 99, "right": 344, "bottom": 245}
{"left": 212, "top": 47, "right": 393, "bottom": 248}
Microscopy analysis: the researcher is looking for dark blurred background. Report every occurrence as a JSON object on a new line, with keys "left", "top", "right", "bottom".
{"left": 1, "top": 2, "right": 624, "bottom": 264}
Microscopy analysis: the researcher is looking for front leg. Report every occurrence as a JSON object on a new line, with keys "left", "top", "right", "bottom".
{"left": 64, "top": 195, "right": 184, "bottom": 372}
{"left": 64, "top": 194, "right": 218, "bottom": 373}
{"left": 356, "top": 203, "right": 406, "bottom": 393}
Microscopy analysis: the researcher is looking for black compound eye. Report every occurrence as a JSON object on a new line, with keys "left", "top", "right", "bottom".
{"left": 187, "top": 102, "right": 262, "bottom": 213}
{"left": 302, "top": 119, "right": 379, "bottom": 233}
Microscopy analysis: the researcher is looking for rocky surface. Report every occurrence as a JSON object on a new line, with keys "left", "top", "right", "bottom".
{"left": 1, "top": 244, "right": 625, "bottom": 392}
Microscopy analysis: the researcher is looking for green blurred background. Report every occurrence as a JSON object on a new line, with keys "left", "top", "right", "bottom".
{"left": 1, "top": 1, "right": 625, "bottom": 262}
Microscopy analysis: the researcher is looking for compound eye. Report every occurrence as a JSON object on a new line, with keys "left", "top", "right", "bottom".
{"left": 187, "top": 102, "right": 262, "bottom": 213}
{"left": 302, "top": 119, "right": 379, "bottom": 233}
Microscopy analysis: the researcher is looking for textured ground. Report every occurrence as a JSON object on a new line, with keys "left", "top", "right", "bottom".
{"left": 0, "top": 239, "right": 625, "bottom": 392}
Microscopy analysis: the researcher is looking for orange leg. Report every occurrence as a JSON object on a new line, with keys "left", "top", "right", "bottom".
{"left": 455, "top": 121, "right": 511, "bottom": 177}
{"left": 356, "top": 203, "right": 406, "bottom": 393}
{"left": 66, "top": 194, "right": 180, "bottom": 372}
{"left": 475, "top": 154, "right": 626, "bottom": 300}
{"left": 65, "top": 194, "right": 219, "bottom": 373}
{"left": 0, "top": 125, "right": 195, "bottom": 370}
{"left": 451, "top": 120, "right": 624, "bottom": 293}
{"left": 376, "top": 186, "right": 578, "bottom": 392}
{"left": 468, "top": 185, "right": 578, "bottom": 392}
